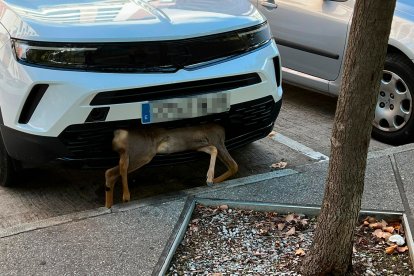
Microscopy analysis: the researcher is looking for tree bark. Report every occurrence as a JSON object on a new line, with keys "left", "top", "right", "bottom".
{"left": 301, "top": 0, "right": 396, "bottom": 275}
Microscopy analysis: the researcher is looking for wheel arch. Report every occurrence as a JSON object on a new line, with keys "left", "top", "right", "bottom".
{"left": 387, "top": 42, "right": 414, "bottom": 64}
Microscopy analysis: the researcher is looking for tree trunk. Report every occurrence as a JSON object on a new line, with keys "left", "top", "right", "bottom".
{"left": 301, "top": 0, "right": 396, "bottom": 275}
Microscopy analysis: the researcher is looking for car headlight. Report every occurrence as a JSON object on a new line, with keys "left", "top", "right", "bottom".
{"left": 11, "top": 22, "right": 272, "bottom": 72}
{"left": 12, "top": 40, "right": 96, "bottom": 70}
{"left": 238, "top": 22, "right": 272, "bottom": 51}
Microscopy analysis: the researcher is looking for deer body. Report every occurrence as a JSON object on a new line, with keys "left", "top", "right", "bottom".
{"left": 105, "top": 123, "right": 238, "bottom": 208}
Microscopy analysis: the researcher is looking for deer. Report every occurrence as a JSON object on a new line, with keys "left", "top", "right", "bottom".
{"left": 104, "top": 123, "right": 238, "bottom": 208}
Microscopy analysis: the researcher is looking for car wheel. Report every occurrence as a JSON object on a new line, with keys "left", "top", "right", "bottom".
{"left": 0, "top": 135, "right": 15, "bottom": 187}
{"left": 372, "top": 53, "right": 414, "bottom": 145}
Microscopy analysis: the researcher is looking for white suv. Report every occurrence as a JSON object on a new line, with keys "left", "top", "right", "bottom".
{"left": 255, "top": 0, "right": 414, "bottom": 145}
{"left": 0, "top": 0, "right": 283, "bottom": 186}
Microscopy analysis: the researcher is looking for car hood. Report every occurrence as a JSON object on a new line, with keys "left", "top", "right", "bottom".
{"left": 0, "top": 0, "right": 265, "bottom": 42}
{"left": 396, "top": 0, "right": 414, "bottom": 20}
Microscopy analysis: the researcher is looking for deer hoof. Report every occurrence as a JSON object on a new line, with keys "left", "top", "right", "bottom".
{"left": 206, "top": 181, "right": 214, "bottom": 187}
{"left": 123, "top": 194, "right": 130, "bottom": 203}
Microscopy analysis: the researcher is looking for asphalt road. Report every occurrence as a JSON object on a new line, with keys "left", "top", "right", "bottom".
{"left": 0, "top": 84, "right": 391, "bottom": 230}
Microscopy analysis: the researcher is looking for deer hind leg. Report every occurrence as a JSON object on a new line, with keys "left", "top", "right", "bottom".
{"left": 105, "top": 166, "right": 120, "bottom": 208}
{"left": 213, "top": 143, "right": 238, "bottom": 184}
{"left": 197, "top": 145, "right": 218, "bottom": 187}
{"left": 119, "top": 152, "right": 130, "bottom": 203}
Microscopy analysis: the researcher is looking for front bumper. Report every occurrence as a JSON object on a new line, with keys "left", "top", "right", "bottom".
{"left": 1, "top": 97, "right": 281, "bottom": 167}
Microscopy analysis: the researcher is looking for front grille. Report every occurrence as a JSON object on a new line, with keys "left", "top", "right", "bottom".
{"left": 90, "top": 73, "right": 261, "bottom": 105}
{"left": 14, "top": 22, "right": 270, "bottom": 73}
{"left": 58, "top": 96, "right": 280, "bottom": 165}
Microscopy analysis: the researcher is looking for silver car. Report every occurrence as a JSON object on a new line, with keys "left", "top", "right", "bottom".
{"left": 254, "top": 0, "right": 414, "bottom": 145}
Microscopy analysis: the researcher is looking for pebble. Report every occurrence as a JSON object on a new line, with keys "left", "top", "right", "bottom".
{"left": 219, "top": 205, "right": 228, "bottom": 210}
{"left": 365, "top": 270, "right": 375, "bottom": 276}
{"left": 389, "top": 234, "right": 405, "bottom": 246}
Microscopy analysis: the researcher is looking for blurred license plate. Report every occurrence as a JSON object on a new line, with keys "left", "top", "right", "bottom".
{"left": 141, "top": 93, "right": 230, "bottom": 124}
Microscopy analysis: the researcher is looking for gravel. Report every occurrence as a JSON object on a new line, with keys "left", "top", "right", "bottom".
{"left": 167, "top": 204, "right": 413, "bottom": 275}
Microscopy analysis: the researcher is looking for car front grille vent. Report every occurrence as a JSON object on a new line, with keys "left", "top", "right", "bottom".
{"left": 273, "top": 56, "right": 281, "bottom": 87}
{"left": 59, "top": 96, "right": 278, "bottom": 161}
{"left": 90, "top": 73, "right": 261, "bottom": 106}
{"left": 18, "top": 84, "right": 49, "bottom": 124}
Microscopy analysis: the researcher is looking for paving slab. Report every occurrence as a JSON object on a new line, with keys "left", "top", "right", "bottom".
{"left": 0, "top": 199, "right": 186, "bottom": 276}
{"left": 363, "top": 156, "right": 404, "bottom": 211}
{"left": 198, "top": 157, "right": 404, "bottom": 212}
{"left": 394, "top": 150, "right": 414, "bottom": 220}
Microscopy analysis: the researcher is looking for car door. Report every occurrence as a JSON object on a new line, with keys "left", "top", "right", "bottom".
{"left": 258, "top": 0, "right": 354, "bottom": 82}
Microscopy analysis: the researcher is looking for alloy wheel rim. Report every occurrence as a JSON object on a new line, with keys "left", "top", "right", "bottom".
{"left": 373, "top": 70, "right": 412, "bottom": 132}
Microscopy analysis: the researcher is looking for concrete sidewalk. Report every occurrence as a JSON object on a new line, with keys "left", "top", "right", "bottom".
{"left": 1, "top": 144, "right": 414, "bottom": 275}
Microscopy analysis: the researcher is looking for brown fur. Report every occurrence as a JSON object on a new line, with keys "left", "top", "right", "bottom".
{"left": 104, "top": 123, "right": 238, "bottom": 208}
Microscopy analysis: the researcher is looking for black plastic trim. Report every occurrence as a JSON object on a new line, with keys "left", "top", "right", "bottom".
{"left": 0, "top": 125, "right": 69, "bottom": 164}
{"left": 18, "top": 84, "right": 49, "bottom": 124}
{"left": 273, "top": 56, "right": 281, "bottom": 87}
{"left": 275, "top": 38, "right": 340, "bottom": 60}
{"left": 90, "top": 73, "right": 261, "bottom": 106}
{"left": 85, "top": 107, "right": 110, "bottom": 123}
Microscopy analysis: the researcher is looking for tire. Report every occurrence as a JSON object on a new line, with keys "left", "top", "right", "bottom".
{"left": 371, "top": 53, "right": 414, "bottom": 145}
{"left": 0, "top": 135, "right": 15, "bottom": 187}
